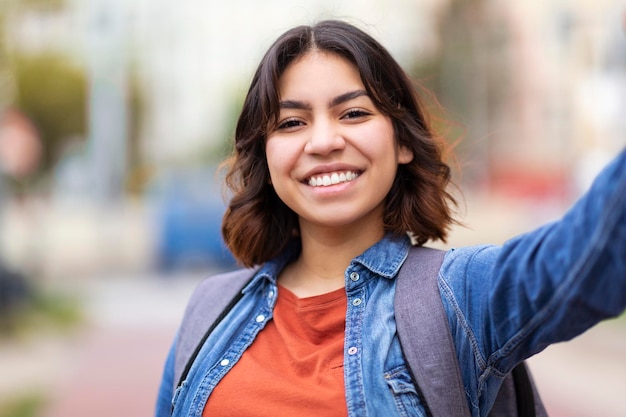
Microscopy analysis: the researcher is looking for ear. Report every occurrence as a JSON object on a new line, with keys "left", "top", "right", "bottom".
{"left": 398, "top": 145, "right": 414, "bottom": 164}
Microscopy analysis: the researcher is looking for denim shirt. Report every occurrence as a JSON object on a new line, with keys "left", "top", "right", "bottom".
{"left": 156, "top": 148, "right": 626, "bottom": 417}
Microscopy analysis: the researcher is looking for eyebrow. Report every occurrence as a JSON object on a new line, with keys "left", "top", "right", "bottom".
{"left": 278, "top": 89, "right": 369, "bottom": 110}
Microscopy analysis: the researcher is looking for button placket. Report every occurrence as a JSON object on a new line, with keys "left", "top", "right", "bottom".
{"left": 343, "top": 286, "right": 366, "bottom": 414}
{"left": 192, "top": 282, "right": 278, "bottom": 411}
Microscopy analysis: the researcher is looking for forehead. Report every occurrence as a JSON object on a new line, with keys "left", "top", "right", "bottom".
{"left": 277, "top": 51, "right": 365, "bottom": 99}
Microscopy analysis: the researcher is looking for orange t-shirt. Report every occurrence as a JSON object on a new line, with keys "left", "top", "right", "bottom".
{"left": 203, "top": 284, "right": 348, "bottom": 417}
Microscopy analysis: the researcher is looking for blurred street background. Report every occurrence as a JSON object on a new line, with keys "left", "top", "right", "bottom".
{"left": 0, "top": 0, "right": 624, "bottom": 416}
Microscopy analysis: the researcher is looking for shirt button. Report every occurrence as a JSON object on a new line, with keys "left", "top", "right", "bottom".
{"left": 349, "top": 272, "right": 360, "bottom": 281}
{"left": 348, "top": 347, "right": 358, "bottom": 355}
{"left": 352, "top": 298, "right": 362, "bottom": 306}
{"left": 220, "top": 359, "right": 230, "bottom": 366}
{"left": 256, "top": 314, "right": 266, "bottom": 323}
{"left": 268, "top": 290, "right": 274, "bottom": 298}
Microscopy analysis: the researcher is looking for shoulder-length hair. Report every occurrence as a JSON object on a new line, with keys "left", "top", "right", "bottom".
{"left": 222, "top": 19, "right": 457, "bottom": 267}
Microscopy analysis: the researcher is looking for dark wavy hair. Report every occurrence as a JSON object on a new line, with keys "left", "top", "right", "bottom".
{"left": 222, "top": 19, "right": 457, "bottom": 267}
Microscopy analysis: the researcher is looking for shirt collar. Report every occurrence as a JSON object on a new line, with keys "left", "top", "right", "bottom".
{"left": 352, "top": 233, "right": 411, "bottom": 279}
{"left": 243, "top": 233, "right": 412, "bottom": 293}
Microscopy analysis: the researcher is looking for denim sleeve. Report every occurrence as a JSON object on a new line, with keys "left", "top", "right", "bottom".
{"left": 440, "top": 148, "right": 626, "bottom": 376}
{"left": 155, "top": 339, "right": 176, "bottom": 417}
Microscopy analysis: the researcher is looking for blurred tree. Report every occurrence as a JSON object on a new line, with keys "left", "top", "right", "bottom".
{"left": 0, "top": 0, "right": 82, "bottom": 176}
{"left": 411, "top": 0, "right": 515, "bottom": 185}
{"left": 0, "top": 4, "right": 17, "bottom": 110}
{"left": 11, "top": 53, "right": 87, "bottom": 172}
{"left": 124, "top": 70, "right": 147, "bottom": 195}
{"left": 18, "top": 0, "right": 65, "bottom": 8}
{"left": 2, "top": 0, "right": 144, "bottom": 186}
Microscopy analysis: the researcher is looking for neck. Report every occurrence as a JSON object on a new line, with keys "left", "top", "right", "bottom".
{"left": 278, "top": 220, "right": 384, "bottom": 298}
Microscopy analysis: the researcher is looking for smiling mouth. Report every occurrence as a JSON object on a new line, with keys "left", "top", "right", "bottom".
{"left": 306, "top": 171, "right": 360, "bottom": 187}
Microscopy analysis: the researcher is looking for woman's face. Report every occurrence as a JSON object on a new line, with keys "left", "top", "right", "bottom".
{"left": 265, "top": 51, "right": 413, "bottom": 234}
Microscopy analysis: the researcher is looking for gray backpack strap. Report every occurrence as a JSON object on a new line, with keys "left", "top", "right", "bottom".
{"left": 173, "top": 267, "right": 257, "bottom": 390}
{"left": 396, "top": 247, "right": 546, "bottom": 417}
{"left": 395, "top": 246, "right": 471, "bottom": 417}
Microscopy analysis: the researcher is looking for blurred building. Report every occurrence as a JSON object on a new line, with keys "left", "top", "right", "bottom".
{"left": 126, "top": 0, "right": 443, "bottom": 166}
{"left": 432, "top": 0, "right": 625, "bottom": 196}
{"left": 3, "top": 0, "right": 624, "bottom": 178}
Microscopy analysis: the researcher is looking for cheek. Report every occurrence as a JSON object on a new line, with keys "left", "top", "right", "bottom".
{"left": 264, "top": 150, "right": 292, "bottom": 207}
{"left": 365, "top": 124, "right": 398, "bottom": 161}
{"left": 265, "top": 140, "right": 281, "bottom": 177}
{"left": 265, "top": 139, "right": 297, "bottom": 188}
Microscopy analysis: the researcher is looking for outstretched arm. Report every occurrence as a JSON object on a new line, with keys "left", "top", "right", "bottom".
{"left": 442, "top": 147, "right": 626, "bottom": 373}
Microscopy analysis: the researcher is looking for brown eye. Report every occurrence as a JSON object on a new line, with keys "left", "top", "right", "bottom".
{"left": 277, "top": 118, "right": 304, "bottom": 130}
{"left": 341, "top": 109, "right": 370, "bottom": 120}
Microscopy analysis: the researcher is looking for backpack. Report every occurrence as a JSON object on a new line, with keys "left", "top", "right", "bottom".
{"left": 172, "top": 246, "right": 547, "bottom": 417}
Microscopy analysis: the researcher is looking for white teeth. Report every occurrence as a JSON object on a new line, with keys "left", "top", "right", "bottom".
{"left": 307, "top": 171, "right": 359, "bottom": 187}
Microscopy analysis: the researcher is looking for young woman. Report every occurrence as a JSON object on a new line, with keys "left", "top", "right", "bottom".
{"left": 155, "top": 20, "right": 626, "bottom": 417}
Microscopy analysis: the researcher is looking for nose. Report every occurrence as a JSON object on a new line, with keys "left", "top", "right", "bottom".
{"left": 304, "top": 120, "right": 345, "bottom": 155}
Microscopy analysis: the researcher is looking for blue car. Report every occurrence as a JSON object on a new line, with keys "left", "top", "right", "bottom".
{"left": 148, "top": 168, "right": 237, "bottom": 273}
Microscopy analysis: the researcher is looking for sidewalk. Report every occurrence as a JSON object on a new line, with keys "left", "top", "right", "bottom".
{"left": 41, "top": 325, "right": 174, "bottom": 417}
{"left": 528, "top": 319, "right": 626, "bottom": 417}
{"left": 38, "top": 274, "right": 202, "bottom": 417}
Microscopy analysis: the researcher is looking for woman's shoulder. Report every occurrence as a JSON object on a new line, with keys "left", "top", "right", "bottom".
{"left": 189, "top": 267, "right": 259, "bottom": 303}
{"left": 441, "top": 244, "right": 500, "bottom": 275}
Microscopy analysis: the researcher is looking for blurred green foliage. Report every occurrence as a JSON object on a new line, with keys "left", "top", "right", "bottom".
{"left": 12, "top": 53, "right": 87, "bottom": 172}
{"left": 26, "top": 289, "right": 83, "bottom": 330}
{"left": 1, "top": 0, "right": 145, "bottom": 188}
{"left": 408, "top": 0, "right": 505, "bottom": 184}
{"left": 0, "top": 288, "right": 83, "bottom": 338}
{"left": 12, "top": 0, "right": 65, "bottom": 9}
{"left": 0, "top": 392, "right": 45, "bottom": 417}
